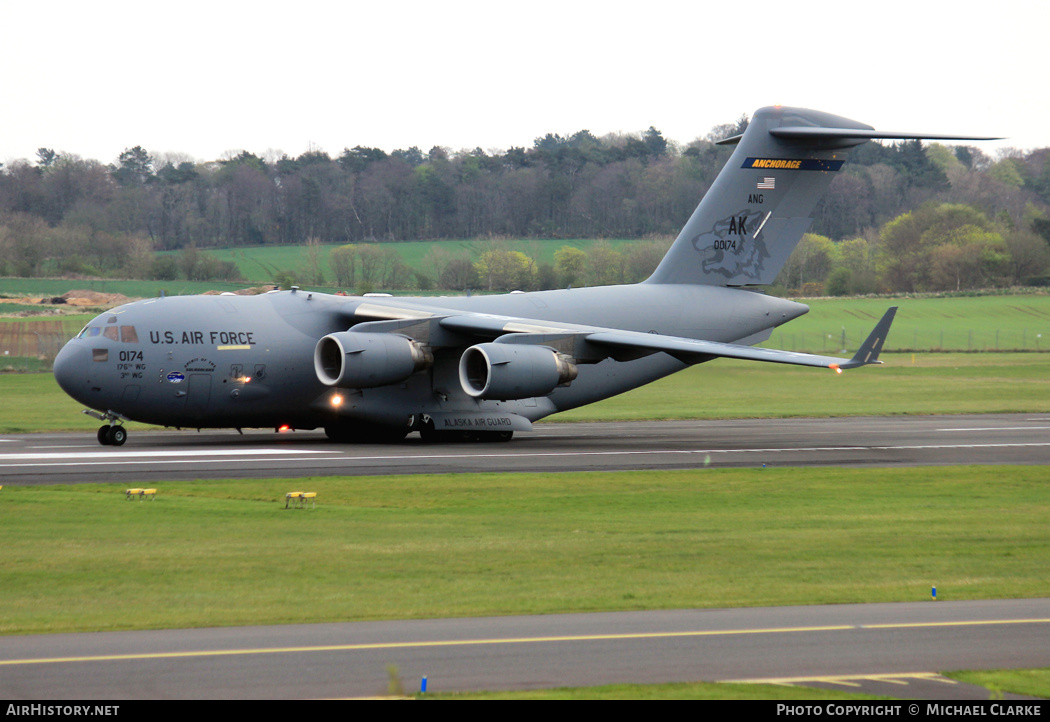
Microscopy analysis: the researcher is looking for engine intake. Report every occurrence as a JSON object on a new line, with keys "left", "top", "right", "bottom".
{"left": 459, "top": 343, "right": 577, "bottom": 400}
{"left": 314, "top": 331, "right": 432, "bottom": 388}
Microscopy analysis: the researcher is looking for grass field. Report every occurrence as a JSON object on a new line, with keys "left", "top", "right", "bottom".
{"left": 768, "top": 295, "right": 1050, "bottom": 352}
{"left": 947, "top": 669, "right": 1050, "bottom": 699}
{"left": 0, "top": 276, "right": 253, "bottom": 299}
{"left": 4, "top": 272, "right": 1050, "bottom": 355}
{"left": 556, "top": 352, "right": 1050, "bottom": 421}
{"left": 210, "top": 238, "right": 641, "bottom": 286}
{"left": 429, "top": 681, "right": 890, "bottom": 700}
{"left": 2, "top": 352, "right": 1050, "bottom": 433}
{"left": 0, "top": 239, "right": 632, "bottom": 299}
{"left": 1, "top": 466, "right": 1047, "bottom": 636}
{"left": 3, "top": 351, "right": 1049, "bottom": 433}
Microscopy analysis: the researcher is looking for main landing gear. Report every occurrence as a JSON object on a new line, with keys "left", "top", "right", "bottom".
{"left": 83, "top": 409, "right": 128, "bottom": 446}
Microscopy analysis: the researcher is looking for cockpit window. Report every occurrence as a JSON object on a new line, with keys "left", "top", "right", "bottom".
{"left": 80, "top": 324, "right": 137, "bottom": 342}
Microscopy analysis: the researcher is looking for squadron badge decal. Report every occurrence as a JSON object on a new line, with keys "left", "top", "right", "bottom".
{"left": 691, "top": 209, "right": 769, "bottom": 281}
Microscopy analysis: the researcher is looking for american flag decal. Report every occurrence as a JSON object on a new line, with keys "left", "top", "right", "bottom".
{"left": 757, "top": 177, "right": 775, "bottom": 189}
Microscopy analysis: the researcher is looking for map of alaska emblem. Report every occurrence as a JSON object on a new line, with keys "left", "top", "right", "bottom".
{"left": 691, "top": 210, "right": 770, "bottom": 281}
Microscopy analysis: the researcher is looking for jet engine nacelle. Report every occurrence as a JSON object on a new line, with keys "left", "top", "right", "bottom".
{"left": 459, "top": 343, "right": 578, "bottom": 400}
{"left": 314, "top": 331, "right": 433, "bottom": 388}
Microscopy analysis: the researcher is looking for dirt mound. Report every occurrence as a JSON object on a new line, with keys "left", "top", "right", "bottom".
{"left": 59, "top": 290, "right": 132, "bottom": 307}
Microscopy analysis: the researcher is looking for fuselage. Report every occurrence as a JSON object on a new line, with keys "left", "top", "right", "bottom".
{"left": 52, "top": 284, "right": 807, "bottom": 431}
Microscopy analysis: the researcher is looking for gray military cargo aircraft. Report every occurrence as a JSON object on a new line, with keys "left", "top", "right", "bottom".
{"left": 53, "top": 106, "right": 997, "bottom": 446}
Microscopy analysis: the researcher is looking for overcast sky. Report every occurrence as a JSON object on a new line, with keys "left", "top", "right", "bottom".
{"left": 2, "top": 1, "right": 1045, "bottom": 167}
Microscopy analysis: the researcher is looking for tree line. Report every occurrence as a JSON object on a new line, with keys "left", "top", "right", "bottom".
{"left": 1, "top": 114, "right": 1050, "bottom": 295}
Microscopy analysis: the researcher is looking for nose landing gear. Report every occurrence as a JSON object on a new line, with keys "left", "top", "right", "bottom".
{"left": 83, "top": 409, "right": 128, "bottom": 446}
{"left": 96, "top": 424, "right": 127, "bottom": 446}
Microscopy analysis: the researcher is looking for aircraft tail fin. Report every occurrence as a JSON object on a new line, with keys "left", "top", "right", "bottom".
{"left": 646, "top": 106, "right": 999, "bottom": 287}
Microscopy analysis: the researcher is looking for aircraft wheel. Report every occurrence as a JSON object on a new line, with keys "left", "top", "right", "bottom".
{"left": 97, "top": 425, "right": 112, "bottom": 446}
{"left": 106, "top": 426, "right": 127, "bottom": 446}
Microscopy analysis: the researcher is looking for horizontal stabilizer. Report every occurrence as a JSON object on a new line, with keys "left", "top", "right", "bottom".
{"left": 770, "top": 127, "right": 1002, "bottom": 144}
{"left": 715, "top": 134, "right": 744, "bottom": 146}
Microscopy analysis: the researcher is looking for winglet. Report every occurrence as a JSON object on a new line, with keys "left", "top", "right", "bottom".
{"left": 840, "top": 307, "right": 897, "bottom": 369}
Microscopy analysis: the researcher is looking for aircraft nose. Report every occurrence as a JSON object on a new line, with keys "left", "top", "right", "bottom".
{"left": 53, "top": 341, "right": 91, "bottom": 403}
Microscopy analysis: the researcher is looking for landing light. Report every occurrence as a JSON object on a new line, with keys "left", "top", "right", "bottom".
{"left": 278, "top": 425, "right": 291, "bottom": 432}
{"left": 331, "top": 394, "right": 344, "bottom": 407}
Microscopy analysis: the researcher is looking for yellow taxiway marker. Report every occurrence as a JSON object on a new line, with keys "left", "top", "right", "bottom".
{"left": 722, "top": 672, "right": 958, "bottom": 687}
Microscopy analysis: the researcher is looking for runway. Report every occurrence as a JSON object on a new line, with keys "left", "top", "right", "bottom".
{"left": 3, "top": 413, "right": 1050, "bottom": 485}
{"left": 1, "top": 599, "right": 1047, "bottom": 699}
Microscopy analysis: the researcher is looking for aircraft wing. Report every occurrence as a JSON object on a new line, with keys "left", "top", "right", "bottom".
{"left": 585, "top": 305, "right": 895, "bottom": 370}
{"left": 423, "top": 305, "right": 898, "bottom": 371}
